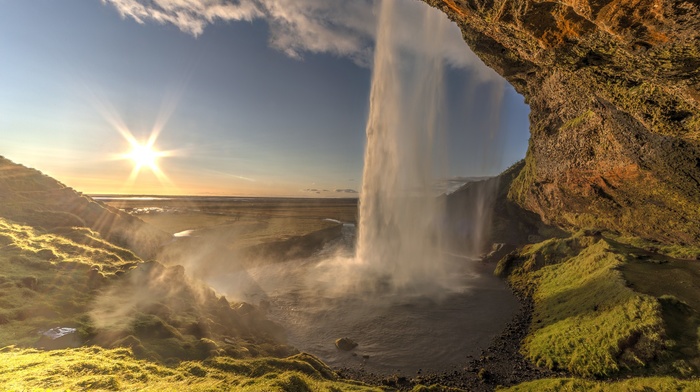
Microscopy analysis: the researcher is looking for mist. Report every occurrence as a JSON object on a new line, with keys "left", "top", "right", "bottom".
{"left": 86, "top": 0, "right": 513, "bottom": 376}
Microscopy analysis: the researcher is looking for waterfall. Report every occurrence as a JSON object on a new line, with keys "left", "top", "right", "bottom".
{"left": 356, "top": 0, "right": 452, "bottom": 292}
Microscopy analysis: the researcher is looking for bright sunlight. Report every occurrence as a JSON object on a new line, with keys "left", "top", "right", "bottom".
{"left": 115, "top": 128, "right": 176, "bottom": 187}
{"left": 127, "top": 143, "right": 161, "bottom": 170}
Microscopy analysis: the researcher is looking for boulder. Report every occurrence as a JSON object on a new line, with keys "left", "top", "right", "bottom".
{"left": 335, "top": 337, "right": 358, "bottom": 351}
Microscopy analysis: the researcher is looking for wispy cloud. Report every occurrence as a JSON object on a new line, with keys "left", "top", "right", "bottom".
{"left": 102, "top": 0, "right": 262, "bottom": 36}
{"left": 101, "top": 0, "right": 500, "bottom": 80}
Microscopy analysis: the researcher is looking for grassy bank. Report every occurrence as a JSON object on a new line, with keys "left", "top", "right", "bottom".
{"left": 0, "top": 346, "right": 380, "bottom": 391}
{"left": 0, "top": 214, "right": 300, "bottom": 364}
{"left": 500, "top": 377, "right": 700, "bottom": 391}
{"left": 496, "top": 231, "right": 700, "bottom": 383}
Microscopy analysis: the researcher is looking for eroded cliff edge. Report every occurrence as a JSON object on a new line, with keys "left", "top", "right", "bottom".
{"left": 426, "top": 0, "right": 700, "bottom": 246}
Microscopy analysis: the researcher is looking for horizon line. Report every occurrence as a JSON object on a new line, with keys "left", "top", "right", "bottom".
{"left": 89, "top": 193, "right": 360, "bottom": 200}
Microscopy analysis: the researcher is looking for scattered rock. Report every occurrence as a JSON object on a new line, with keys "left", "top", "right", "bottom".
{"left": 35, "top": 327, "right": 80, "bottom": 350}
{"left": 335, "top": 337, "right": 358, "bottom": 351}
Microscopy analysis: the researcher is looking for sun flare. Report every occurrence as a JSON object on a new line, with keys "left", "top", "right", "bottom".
{"left": 113, "top": 127, "right": 177, "bottom": 187}
{"left": 127, "top": 143, "right": 160, "bottom": 170}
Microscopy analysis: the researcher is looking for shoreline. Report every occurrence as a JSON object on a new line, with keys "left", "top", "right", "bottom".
{"left": 335, "top": 277, "right": 563, "bottom": 391}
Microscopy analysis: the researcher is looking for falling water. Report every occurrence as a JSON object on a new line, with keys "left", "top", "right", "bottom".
{"left": 153, "top": 1, "right": 518, "bottom": 374}
{"left": 356, "top": 0, "right": 453, "bottom": 292}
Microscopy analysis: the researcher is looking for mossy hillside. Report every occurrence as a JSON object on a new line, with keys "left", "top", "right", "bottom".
{"left": 0, "top": 346, "right": 381, "bottom": 391}
{"left": 617, "top": 245, "right": 700, "bottom": 374}
{"left": 499, "top": 377, "right": 700, "bottom": 392}
{"left": 0, "top": 156, "right": 169, "bottom": 259}
{"left": 0, "top": 217, "right": 140, "bottom": 347}
{"left": 0, "top": 216, "right": 292, "bottom": 363}
{"left": 610, "top": 233, "right": 700, "bottom": 260}
{"left": 498, "top": 233, "right": 669, "bottom": 377}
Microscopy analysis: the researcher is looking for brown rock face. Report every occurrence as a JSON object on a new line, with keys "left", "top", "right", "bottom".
{"left": 425, "top": 0, "right": 700, "bottom": 245}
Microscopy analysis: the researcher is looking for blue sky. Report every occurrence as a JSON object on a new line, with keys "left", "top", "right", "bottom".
{"left": 0, "top": 0, "right": 529, "bottom": 196}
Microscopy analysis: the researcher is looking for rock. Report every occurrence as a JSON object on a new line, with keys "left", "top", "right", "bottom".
{"left": 425, "top": 0, "right": 700, "bottom": 247}
{"left": 477, "top": 368, "right": 490, "bottom": 382}
{"left": 335, "top": 337, "right": 358, "bottom": 351}
{"left": 35, "top": 327, "right": 80, "bottom": 350}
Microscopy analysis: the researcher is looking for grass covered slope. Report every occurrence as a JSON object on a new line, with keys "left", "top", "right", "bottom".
{"left": 0, "top": 156, "right": 169, "bottom": 259}
{"left": 0, "top": 217, "right": 140, "bottom": 347}
{"left": 0, "top": 346, "right": 379, "bottom": 391}
{"left": 497, "top": 231, "right": 700, "bottom": 380}
{"left": 501, "top": 377, "right": 700, "bottom": 392}
{"left": 0, "top": 214, "right": 296, "bottom": 363}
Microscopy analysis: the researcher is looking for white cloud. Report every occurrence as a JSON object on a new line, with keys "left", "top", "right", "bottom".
{"left": 103, "top": 0, "right": 262, "bottom": 36}
{"left": 102, "top": 0, "right": 501, "bottom": 80}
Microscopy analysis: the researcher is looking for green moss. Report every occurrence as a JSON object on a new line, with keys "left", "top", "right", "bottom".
{"left": 609, "top": 234, "right": 700, "bottom": 260}
{"left": 0, "top": 347, "right": 380, "bottom": 391}
{"left": 508, "top": 151, "right": 536, "bottom": 207}
{"left": 505, "top": 234, "right": 666, "bottom": 377}
{"left": 559, "top": 110, "right": 594, "bottom": 131}
{"left": 498, "top": 377, "right": 700, "bottom": 391}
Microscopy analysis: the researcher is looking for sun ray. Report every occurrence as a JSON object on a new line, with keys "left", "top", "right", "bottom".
{"left": 78, "top": 81, "right": 190, "bottom": 192}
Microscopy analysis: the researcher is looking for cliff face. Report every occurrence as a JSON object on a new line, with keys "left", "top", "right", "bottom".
{"left": 426, "top": 0, "right": 700, "bottom": 245}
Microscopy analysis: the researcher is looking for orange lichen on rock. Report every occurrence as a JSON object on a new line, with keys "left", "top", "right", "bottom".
{"left": 563, "top": 164, "right": 646, "bottom": 196}
{"left": 593, "top": 0, "right": 668, "bottom": 43}
{"left": 541, "top": 8, "right": 590, "bottom": 47}
{"left": 440, "top": 0, "right": 469, "bottom": 19}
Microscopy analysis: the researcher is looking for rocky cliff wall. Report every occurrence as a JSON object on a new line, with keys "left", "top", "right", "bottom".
{"left": 426, "top": 0, "right": 700, "bottom": 245}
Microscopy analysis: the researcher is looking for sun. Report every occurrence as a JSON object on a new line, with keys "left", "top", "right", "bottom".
{"left": 114, "top": 129, "right": 176, "bottom": 186}
{"left": 127, "top": 143, "right": 160, "bottom": 170}
{"left": 89, "top": 91, "right": 181, "bottom": 189}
